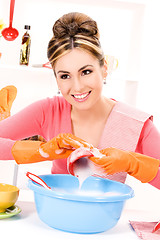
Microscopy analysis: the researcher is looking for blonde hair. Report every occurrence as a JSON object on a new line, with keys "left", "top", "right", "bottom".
{"left": 47, "top": 12, "right": 104, "bottom": 68}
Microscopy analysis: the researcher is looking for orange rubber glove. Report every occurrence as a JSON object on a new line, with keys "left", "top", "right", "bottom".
{"left": 0, "top": 85, "right": 17, "bottom": 121}
{"left": 11, "top": 133, "right": 91, "bottom": 164}
{"left": 57, "top": 133, "right": 93, "bottom": 150}
{"left": 90, "top": 147, "right": 160, "bottom": 183}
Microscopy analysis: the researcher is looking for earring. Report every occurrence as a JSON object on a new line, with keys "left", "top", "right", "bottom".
{"left": 57, "top": 88, "right": 60, "bottom": 94}
{"left": 103, "top": 78, "right": 106, "bottom": 84}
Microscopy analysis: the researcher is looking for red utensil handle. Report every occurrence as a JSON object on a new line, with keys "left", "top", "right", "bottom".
{"left": 43, "top": 62, "right": 52, "bottom": 69}
{"left": 152, "top": 220, "right": 160, "bottom": 233}
{"left": 26, "top": 172, "right": 51, "bottom": 190}
{"left": 9, "top": 0, "right": 15, "bottom": 27}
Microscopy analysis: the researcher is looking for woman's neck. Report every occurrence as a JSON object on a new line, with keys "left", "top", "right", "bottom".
{"left": 71, "top": 97, "right": 116, "bottom": 123}
{"left": 70, "top": 97, "right": 116, "bottom": 146}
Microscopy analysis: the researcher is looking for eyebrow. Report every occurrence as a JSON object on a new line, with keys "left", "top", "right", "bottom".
{"left": 78, "top": 65, "right": 94, "bottom": 72}
{"left": 57, "top": 70, "right": 70, "bottom": 74}
{"left": 57, "top": 65, "right": 94, "bottom": 74}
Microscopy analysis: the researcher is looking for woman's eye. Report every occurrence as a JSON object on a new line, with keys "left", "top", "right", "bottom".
{"left": 60, "top": 74, "right": 70, "bottom": 79}
{"left": 82, "top": 69, "right": 92, "bottom": 76}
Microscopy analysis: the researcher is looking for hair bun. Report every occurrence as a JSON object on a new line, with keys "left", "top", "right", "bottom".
{"left": 53, "top": 12, "right": 99, "bottom": 39}
{"left": 68, "top": 22, "right": 79, "bottom": 37}
{"left": 79, "top": 20, "right": 98, "bottom": 37}
{"left": 53, "top": 20, "right": 78, "bottom": 38}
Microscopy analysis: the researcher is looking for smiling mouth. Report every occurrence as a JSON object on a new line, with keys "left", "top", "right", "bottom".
{"left": 71, "top": 91, "right": 91, "bottom": 101}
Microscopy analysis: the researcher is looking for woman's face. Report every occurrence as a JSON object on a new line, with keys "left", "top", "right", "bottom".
{"left": 54, "top": 48, "right": 105, "bottom": 111}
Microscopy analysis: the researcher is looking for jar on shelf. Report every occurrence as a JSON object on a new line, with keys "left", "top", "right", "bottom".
{"left": 19, "top": 25, "right": 31, "bottom": 66}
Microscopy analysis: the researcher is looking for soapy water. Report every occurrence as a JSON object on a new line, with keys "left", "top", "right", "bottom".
{"left": 52, "top": 157, "right": 120, "bottom": 197}
{"left": 52, "top": 187, "right": 120, "bottom": 197}
{"left": 73, "top": 157, "right": 107, "bottom": 188}
{"left": 77, "top": 190, "right": 121, "bottom": 197}
{"left": 73, "top": 157, "right": 94, "bottom": 189}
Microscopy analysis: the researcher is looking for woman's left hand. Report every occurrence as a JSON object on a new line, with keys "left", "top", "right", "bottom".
{"left": 90, "top": 147, "right": 160, "bottom": 183}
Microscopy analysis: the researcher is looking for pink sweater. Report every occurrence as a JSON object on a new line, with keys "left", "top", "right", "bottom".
{"left": 0, "top": 96, "right": 159, "bottom": 188}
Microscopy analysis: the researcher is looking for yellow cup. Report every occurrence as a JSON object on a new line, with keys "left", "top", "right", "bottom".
{"left": 0, "top": 183, "right": 19, "bottom": 213}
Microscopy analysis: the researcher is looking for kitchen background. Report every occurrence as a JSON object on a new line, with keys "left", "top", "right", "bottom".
{"left": 0, "top": 0, "right": 160, "bottom": 211}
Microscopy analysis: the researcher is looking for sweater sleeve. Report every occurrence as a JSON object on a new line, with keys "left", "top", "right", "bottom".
{"left": 0, "top": 98, "right": 49, "bottom": 160}
{"left": 136, "top": 119, "right": 160, "bottom": 189}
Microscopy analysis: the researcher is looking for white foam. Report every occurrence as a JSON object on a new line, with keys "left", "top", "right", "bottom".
{"left": 90, "top": 148, "right": 105, "bottom": 158}
{"left": 55, "top": 149, "right": 64, "bottom": 154}
{"left": 39, "top": 147, "right": 49, "bottom": 158}
{"left": 75, "top": 190, "right": 120, "bottom": 197}
{"left": 52, "top": 187, "right": 120, "bottom": 197}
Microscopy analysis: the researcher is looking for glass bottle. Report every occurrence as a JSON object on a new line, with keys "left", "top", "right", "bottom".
{"left": 19, "top": 25, "right": 31, "bottom": 66}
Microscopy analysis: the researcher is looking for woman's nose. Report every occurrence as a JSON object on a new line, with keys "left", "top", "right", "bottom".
{"left": 72, "top": 77, "right": 84, "bottom": 91}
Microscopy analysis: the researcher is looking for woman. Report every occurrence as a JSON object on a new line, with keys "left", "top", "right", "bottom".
{"left": 0, "top": 12, "right": 159, "bottom": 188}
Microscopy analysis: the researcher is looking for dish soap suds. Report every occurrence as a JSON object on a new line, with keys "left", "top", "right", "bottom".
{"left": 73, "top": 157, "right": 94, "bottom": 189}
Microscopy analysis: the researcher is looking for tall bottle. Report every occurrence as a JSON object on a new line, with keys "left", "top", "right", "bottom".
{"left": 20, "top": 25, "right": 31, "bottom": 66}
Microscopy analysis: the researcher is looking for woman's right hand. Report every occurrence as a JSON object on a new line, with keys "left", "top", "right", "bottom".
{"left": 11, "top": 133, "right": 92, "bottom": 164}
{"left": 56, "top": 133, "right": 93, "bottom": 150}
{"left": 39, "top": 133, "right": 93, "bottom": 160}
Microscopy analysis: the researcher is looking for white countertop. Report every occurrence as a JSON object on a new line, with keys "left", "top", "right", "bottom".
{"left": 0, "top": 189, "right": 159, "bottom": 240}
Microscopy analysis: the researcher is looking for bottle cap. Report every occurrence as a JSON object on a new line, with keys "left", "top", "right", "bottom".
{"left": 24, "top": 25, "right": 31, "bottom": 30}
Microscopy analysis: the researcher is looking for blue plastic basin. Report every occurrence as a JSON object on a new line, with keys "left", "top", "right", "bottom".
{"left": 28, "top": 174, "right": 134, "bottom": 234}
